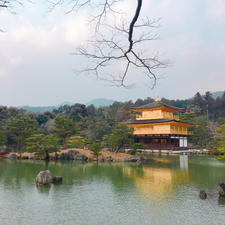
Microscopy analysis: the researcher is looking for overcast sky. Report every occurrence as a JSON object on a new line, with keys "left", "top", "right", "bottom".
{"left": 0, "top": 0, "right": 224, "bottom": 106}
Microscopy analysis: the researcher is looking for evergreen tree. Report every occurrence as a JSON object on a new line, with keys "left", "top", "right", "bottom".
{"left": 0, "top": 130, "right": 7, "bottom": 146}
{"left": 103, "top": 124, "right": 134, "bottom": 152}
{"left": 190, "top": 116, "right": 212, "bottom": 148}
{"left": 90, "top": 142, "right": 102, "bottom": 159}
{"left": 26, "top": 134, "right": 60, "bottom": 160}
{"left": 54, "top": 116, "right": 76, "bottom": 148}
{"left": 66, "top": 135, "right": 90, "bottom": 149}
{"left": 5, "top": 116, "right": 38, "bottom": 151}
{"left": 192, "top": 92, "right": 205, "bottom": 114}
{"left": 217, "top": 123, "right": 225, "bottom": 160}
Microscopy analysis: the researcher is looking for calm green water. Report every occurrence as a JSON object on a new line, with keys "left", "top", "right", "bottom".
{"left": 0, "top": 155, "right": 224, "bottom": 225}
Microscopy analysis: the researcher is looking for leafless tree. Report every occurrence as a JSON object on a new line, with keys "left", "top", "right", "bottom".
{"left": 50, "top": 0, "right": 166, "bottom": 88}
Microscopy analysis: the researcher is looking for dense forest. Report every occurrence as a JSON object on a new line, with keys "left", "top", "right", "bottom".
{"left": 0, "top": 91, "right": 225, "bottom": 159}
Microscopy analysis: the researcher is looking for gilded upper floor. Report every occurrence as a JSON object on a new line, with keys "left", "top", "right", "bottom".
{"left": 132, "top": 101, "right": 182, "bottom": 121}
{"left": 128, "top": 122, "right": 193, "bottom": 135}
{"left": 128, "top": 101, "right": 194, "bottom": 135}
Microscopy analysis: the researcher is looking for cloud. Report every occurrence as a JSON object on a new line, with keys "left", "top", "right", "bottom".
{"left": 0, "top": 0, "right": 224, "bottom": 105}
{"left": 0, "top": 10, "right": 89, "bottom": 45}
{"left": 0, "top": 10, "right": 89, "bottom": 78}
{"left": 206, "top": 0, "right": 225, "bottom": 21}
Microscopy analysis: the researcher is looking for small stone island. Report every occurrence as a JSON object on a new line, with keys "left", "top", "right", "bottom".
{"left": 128, "top": 99, "right": 194, "bottom": 150}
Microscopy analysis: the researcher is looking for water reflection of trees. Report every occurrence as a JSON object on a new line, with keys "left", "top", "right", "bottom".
{"left": 218, "top": 196, "right": 225, "bottom": 206}
{"left": 0, "top": 160, "right": 137, "bottom": 191}
{"left": 188, "top": 156, "right": 225, "bottom": 189}
{"left": 36, "top": 185, "right": 51, "bottom": 194}
{"left": 0, "top": 156, "right": 224, "bottom": 195}
{"left": 0, "top": 158, "right": 188, "bottom": 198}
{"left": 0, "top": 160, "right": 45, "bottom": 188}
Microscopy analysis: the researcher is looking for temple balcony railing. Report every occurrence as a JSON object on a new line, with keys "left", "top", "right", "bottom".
{"left": 169, "top": 131, "right": 193, "bottom": 135}
{"left": 173, "top": 115, "right": 179, "bottom": 120}
{"left": 135, "top": 115, "right": 180, "bottom": 120}
{"left": 133, "top": 131, "right": 193, "bottom": 135}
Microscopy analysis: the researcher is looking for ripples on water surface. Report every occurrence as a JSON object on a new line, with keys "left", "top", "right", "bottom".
{"left": 0, "top": 155, "right": 224, "bottom": 225}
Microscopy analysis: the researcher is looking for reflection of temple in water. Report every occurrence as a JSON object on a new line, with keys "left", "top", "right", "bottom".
{"left": 179, "top": 155, "right": 188, "bottom": 170}
{"left": 123, "top": 161, "right": 189, "bottom": 199}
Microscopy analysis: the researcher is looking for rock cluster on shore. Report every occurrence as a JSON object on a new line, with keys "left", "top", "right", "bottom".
{"left": 3, "top": 149, "right": 146, "bottom": 163}
{"left": 60, "top": 150, "right": 88, "bottom": 161}
{"left": 6, "top": 153, "right": 17, "bottom": 159}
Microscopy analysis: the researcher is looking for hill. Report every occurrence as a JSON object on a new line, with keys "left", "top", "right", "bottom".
{"left": 18, "top": 91, "right": 224, "bottom": 112}
{"left": 18, "top": 105, "right": 57, "bottom": 113}
{"left": 212, "top": 91, "right": 224, "bottom": 99}
{"left": 86, "top": 98, "right": 115, "bottom": 107}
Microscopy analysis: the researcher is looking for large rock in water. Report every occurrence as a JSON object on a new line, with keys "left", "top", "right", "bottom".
{"left": 217, "top": 182, "right": 225, "bottom": 197}
{"left": 35, "top": 170, "right": 52, "bottom": 185}
{"left": 60, "top": 150, "right": 88, "bottom": 161}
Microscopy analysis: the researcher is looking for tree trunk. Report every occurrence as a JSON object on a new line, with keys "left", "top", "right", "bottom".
{"left": 63, "top": 138, "right": 66, "bottom": 148}
{"left": 45, "top": 150, "right": 50, "bottom": 161}
{"left": 55, "top": 152, "right": 58, "bottom": 160}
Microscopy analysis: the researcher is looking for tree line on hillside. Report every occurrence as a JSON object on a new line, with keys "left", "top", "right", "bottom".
{"left": 0, "top": 91, "right": 225, "bottom": 159}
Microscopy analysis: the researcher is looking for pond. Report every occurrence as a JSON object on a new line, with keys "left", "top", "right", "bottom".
{"left": 0, "top": 155, "right": 224, "bottom": 225}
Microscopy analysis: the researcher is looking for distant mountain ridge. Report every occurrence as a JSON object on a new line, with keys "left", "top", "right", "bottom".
{"left": 18, "top": 91, "right": 224, "bottom": 113}
{"left": 18, "top": 98, "right": 115, "bottom": 112}
{"left": 86, "top": 98, "right": 115, "bottom": 107}
{"left": 211, "top": 91, "right": 224, "bottom": 99}
{"left": 18, "top": 101, "right": 74, "bottom": 113}
{"left": 18, "top": 105, "right": 57, "bottom": 113}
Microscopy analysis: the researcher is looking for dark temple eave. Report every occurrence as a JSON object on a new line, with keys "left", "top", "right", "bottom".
{"left": 131, "top": 101, "right": 183, "bottom": 111}
{"left": 127, "top": 119, "right": 195, "bottom": 126}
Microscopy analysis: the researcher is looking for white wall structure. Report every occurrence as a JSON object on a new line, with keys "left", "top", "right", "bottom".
{"left": 179, "top": 137, "right": 184, "bottom": 147}
{"left": 184, "top": 137, "right": 188, "bottom": 147}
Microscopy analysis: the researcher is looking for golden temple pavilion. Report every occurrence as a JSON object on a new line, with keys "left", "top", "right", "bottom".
{"left": 128, "top": 99, "right": 194, "bottom": 149}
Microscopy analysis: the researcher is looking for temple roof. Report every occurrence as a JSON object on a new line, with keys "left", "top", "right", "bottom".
{"left": 132, "top": 101, "right": 183, "bottom": 111}
{"left": 128, "top": 119, "right": 194, "bottom": 126}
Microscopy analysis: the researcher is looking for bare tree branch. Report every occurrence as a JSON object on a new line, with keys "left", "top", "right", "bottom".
{"left": 1, "top": 0, "right": 167, "bottom": 88}
{"left": 71, "top": 1, "right": 166, "bottom": 88}
{"left": 1, "top": 0, "right": 167, "bottom": 87}
{"left": 71, "top": 1, "right": 166, "bottom": 87}
{"left": 0, "top": 0, "right": 25, "bottom": 8}
{"left": 0, "top": 0, "right": 10, "bottom": 8}
{"left": 126, "top": 0, "right": 142, "bottom": 53}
